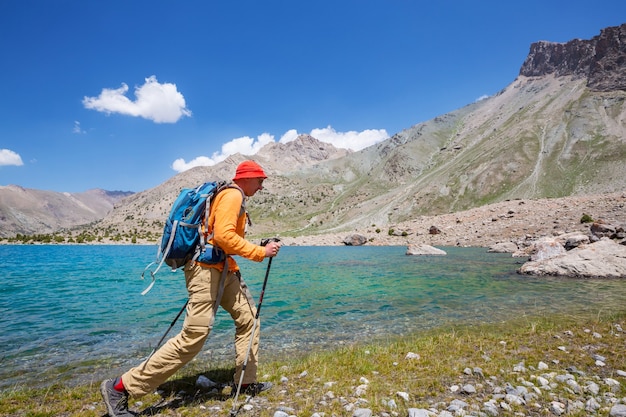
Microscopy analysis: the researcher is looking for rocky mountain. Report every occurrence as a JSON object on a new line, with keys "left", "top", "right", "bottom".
{"left": 2, "top": 24, "right": 625, "bottom": 241}
{"left": 0, "top": 186, "right": 133, "bottom": 237}
{"left": 93, "top": 135, "right": 351, "bottom": 234}
{"left": 520, "top": 23, "right": 626, "bottom": 91}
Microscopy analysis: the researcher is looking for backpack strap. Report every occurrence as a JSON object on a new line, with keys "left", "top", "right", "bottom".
{"left": 196, "top": 182, "right": 248, "bottom": 263}
{"left": 208, "top": 257, "right": 229, "bottom": 330}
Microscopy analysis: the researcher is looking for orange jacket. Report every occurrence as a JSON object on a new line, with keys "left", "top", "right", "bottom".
{"left": 200, "top": 186, "right": 265, "bottom": 271}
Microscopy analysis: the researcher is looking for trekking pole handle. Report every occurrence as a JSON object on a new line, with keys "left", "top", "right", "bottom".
{"left": 260, "top": 237, "right": 281, "bottom": 246}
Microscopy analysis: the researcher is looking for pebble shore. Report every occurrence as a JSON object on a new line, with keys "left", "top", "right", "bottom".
{"left": 196, "top": 324, "right": 626, "bottom": 417}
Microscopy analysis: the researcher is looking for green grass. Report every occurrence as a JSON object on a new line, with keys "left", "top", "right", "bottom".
{"left": 1, "top": 310, "right": 625, "bottom": 416}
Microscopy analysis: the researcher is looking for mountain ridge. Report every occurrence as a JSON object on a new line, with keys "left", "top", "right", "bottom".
{"left": 0, "top": 186, "right": 133, "bottom": 237}
{"left": 1, "top": 23, "right": 625, "bottom": 241}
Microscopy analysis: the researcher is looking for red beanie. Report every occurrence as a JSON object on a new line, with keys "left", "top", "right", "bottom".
{"left": 233, "top": 160, "right": 267, "bottom": 180}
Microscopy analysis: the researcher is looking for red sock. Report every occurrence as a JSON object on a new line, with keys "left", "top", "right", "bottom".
{"left": 113, "top": 377, "right": 125, "bottom": 392}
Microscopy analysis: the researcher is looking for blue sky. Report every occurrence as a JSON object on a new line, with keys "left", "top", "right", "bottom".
{"left": 1, "top": 1, "right": 624, "bottom": 193}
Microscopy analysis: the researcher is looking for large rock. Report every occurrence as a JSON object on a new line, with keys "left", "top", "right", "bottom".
{"left": 530, "top": 237, "right": 567, "bottom": 261}
{"left": 343, "top": 234, "right": 368, "bottom": 246}
{"left": 488, "top": 241, "right": 519, "bottom": 253}
{"left": 518, "top": 238, "right": 626, "bottom": 278}
{"left": 406, "top": 244, "right": 447, "bottom": 256}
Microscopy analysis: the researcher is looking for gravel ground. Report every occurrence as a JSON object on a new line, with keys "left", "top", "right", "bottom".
{"left": 280, "top": 192, "right": 626, "bottom": 248}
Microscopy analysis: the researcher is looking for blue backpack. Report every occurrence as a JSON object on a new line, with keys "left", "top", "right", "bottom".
{"left": 141, "top": 181, "right": 242, "bottom": 295}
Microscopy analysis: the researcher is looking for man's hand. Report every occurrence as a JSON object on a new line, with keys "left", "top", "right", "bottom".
{"left": 261, "top": 237, "right": 282, "bottom": 257}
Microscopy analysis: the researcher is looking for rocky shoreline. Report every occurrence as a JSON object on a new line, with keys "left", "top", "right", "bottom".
{"left": 3, "top": 192, "right": 625, "bottom": 279}
{"left": 280, "top": 192, "right": 626, "bottom": 249}
{"left": 127, "top": 319, "right": 626, "bottom": 417}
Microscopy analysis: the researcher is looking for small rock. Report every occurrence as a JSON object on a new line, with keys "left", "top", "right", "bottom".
{"left": 396, "top": 391, "right": 410, "bottom": 401}
{"left": 513, "top": 362, "right": 527, "bottom": 372}
{"left": 353, "top": 408, "right": 372, "bottom": 417}
{"left": 405, "top": 352, "right": 420, "bottom": 360}
{"left": 605, "top": 377, "right": 621, "bottom": 392}
{"left": 550, "top": 401, "right": 566, "bottom": 415}
{"left": 461, "top": 384, "right": 477, "bottom": 394}
{"left": 505, "top": 394, "right": 525, "bottom": 405}
{"left": 483, "top": 400, "right": 499, "bottom": 416}
{"left": 566, "top": 379, "right": 582, "bottom": 394}
{"left": 585, "top": 381, "right": 600, "bottom": 395}
{"left": 406, "top": 244, "right": 447, "bottom": 256}
{"left": 355, "top": 384, "right": 368, "bottom": 396}
{"left": 447, "top": 399, "right": 468, "bottom": 412}
{"left": 429, "top": 225, "right": 441, "bottom": 234}
{"left": 536, "top": 376, "right": 550, "bottom": 387}
{"left": 586, "top": 397, "right": 601, "bottom": 412}
{"left": 195, "top": 375, "right": 218, "bottom": 388}
{"left": 408, "top": 409, "right": 431, "bottom": 417}
{"left": 610, "top": 404, "right": 626, "bottom": 417}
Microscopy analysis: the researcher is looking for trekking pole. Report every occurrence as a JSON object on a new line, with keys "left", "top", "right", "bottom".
{"left": 144, "top": 299, "right": 188, "bottom": 364}
{"left": 230, "top": 237, "right": 280, "bottom": 417}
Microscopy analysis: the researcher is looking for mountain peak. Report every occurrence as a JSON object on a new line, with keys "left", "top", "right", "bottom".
{"left": 519, "top": 23, "right": 626, "bottom": 91}
{"left": 255, "top": 134, "right": 351, "bottom": 173}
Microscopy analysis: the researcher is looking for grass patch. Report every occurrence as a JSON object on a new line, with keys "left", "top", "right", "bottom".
{"left": 1, "top": 311, "right": 624, "bottom": 416}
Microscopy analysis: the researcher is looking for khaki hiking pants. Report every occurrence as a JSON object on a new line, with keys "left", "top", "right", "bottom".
{"left": 121, "top": 263, "right": 260, "bottom": 398}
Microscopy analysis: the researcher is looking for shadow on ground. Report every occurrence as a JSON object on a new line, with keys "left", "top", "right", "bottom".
{"left": 137, "top": 366, "right": 236, "bottom": 416}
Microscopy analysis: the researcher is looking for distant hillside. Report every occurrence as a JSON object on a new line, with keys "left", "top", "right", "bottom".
{"left": 0, "top": 186, "right": 133, "bottom": 237}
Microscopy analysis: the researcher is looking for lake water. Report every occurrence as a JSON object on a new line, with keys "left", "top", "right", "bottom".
{"left": 1, "top": 244, "right": 625, "bottom": 390}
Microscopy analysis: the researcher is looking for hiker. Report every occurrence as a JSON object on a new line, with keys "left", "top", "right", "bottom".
{"left": 101, "top": 160, "right": 282, "bottom": 417}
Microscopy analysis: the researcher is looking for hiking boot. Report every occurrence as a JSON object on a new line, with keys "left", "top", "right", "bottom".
{"left": 100, "top": 379, "right": 135, "bottom": 417}
{"left": 243, "top": 381, "right": 273, "bottom": 396}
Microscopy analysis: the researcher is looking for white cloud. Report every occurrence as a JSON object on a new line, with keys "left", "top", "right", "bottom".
{"left": 0, "top": 149, "right": 24, "bottom": 166}
{"left": 171, "top": 126, "right": 389, "bottom": 173}
{"left": 83, "top": 75, "right": 191, "bottom": 123}
{"left": 475, "top": 94, "right": 490, "bottom": 102}
{"left": 73, "top": 120, "right": 85, "bottom": 134}
{"left": 299, "top": 126, "right": 388, "bottom": 151}
{"left": 279, "top": 129, "right": 299, "bottom": 143}
{"left": 171, "top": 133, "right": 275, "bottom": 172}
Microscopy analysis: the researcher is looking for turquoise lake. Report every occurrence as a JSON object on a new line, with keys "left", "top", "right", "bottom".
{"left": 1, "top": 244, "right": 625, "bottom": 390}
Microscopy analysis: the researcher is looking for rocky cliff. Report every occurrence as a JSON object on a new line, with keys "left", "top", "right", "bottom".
{"left": 520, "top": 23, "right": 626, "bottom": 91}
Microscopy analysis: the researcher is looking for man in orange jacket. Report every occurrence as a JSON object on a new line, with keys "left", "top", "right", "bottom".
{"left": 101, "top": 160, "right": 282, "bottom": 417}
